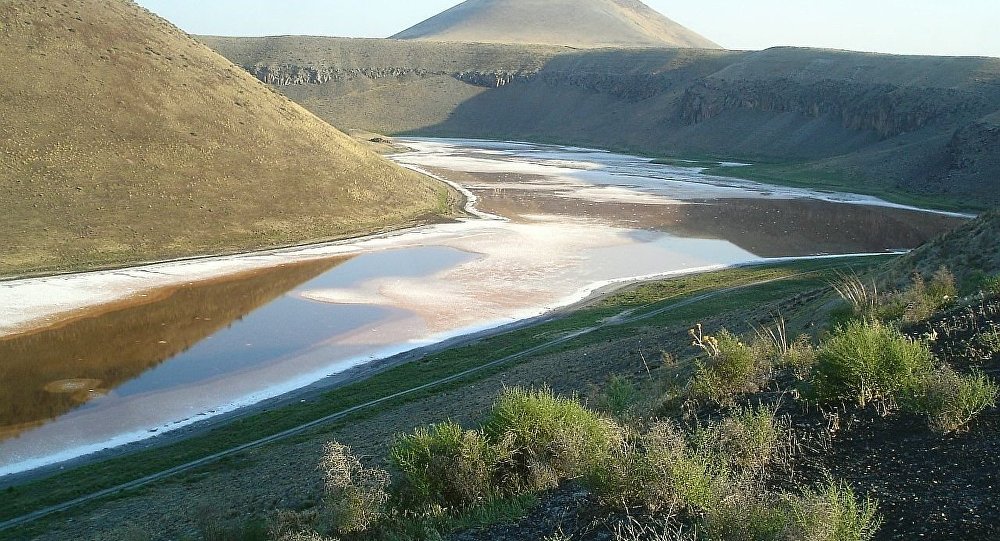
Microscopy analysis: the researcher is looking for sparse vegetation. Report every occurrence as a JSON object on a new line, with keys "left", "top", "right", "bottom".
{"left": 9, "top": 256, "right": 999, "bottom": 540}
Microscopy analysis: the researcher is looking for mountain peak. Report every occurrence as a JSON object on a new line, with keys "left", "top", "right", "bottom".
{"left": 392, "top": 0, "right": 720, "bottom": 49}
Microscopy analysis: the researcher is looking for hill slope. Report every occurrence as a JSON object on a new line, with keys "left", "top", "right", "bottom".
{"left": 391, "top": 0, "right": 719, "bottom": 49}
{"left": 0, "top": 0, "right": 450, "bottom": 277}
{"left": 205, "top": 36, "right": 1000, "bottom": 210}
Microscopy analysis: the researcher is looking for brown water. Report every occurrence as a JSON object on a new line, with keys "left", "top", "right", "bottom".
{"left": 0, "top": 138, "right": 967, "bottom": 476}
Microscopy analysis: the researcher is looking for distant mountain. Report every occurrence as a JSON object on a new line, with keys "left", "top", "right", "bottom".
{"left": 0, "top": 0, "right": 450, "bottom": 277}
{"left": 391, "top": 0, "right": 720, "bottom": 49}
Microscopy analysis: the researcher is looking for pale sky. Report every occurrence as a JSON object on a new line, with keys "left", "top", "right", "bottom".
{"left": 135, "top": 0, "right": 1000, "bottom": 58}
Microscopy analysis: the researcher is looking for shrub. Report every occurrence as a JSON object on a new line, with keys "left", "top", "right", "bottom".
{"left": 811, "top": 320, "right": 935, "bottom": 409}
{"left": 703, "top": 490, "right": 788, "bottom": 541}
{"left": 697, "top": 406, "right": 786, "bottom": 478}
{"left": 319, "top": 441, "right": 390, "bottom": 535}
{"left": 784, "top": 480, "right": 881, "bottom": 541}
{"left": 898, "top": 268, "right": 957, "bottom": 323}
{"left": 905, "top": 366, "right": 998, "bottom": 433}
{"left": 599, "top": 375, "right": 641, "bottom": 419}
{"left": 688, "top": 327, "right": 771, "bottom": 406}
{"left": 390, "top": 422, "right": 505, "bottom": 509}
{"left": 587, "top": 421, "right": 724, "bottom": 513}
{"left": 484, "top": 387, "right": 619, "bottom": 490}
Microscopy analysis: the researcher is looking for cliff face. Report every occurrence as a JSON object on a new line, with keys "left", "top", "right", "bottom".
{"left": 203, "top": 37, "right": 1000, "bottom": 209}
{"left": 679, "top": 79, "right": 994, "bottom": 140}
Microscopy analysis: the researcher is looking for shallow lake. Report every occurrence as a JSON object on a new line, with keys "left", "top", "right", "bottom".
{"left": 0, "top": 138, "right": 968, "bottom": 476}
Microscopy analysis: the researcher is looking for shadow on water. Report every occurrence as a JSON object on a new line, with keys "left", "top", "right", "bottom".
{"left": 0, "top": 257, "right": 343, "bottom": 441}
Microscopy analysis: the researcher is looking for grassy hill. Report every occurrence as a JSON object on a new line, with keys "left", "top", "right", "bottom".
{"left": 204, "top": 36, "right": 1000, "bottom": 211}
{"left": 0, "top": 0, "right": 452, "bottom": 278}
{"left": 391, "top": 0, "right": 720, "bottom": 49}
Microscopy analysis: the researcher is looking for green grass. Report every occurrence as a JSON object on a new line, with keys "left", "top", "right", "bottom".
{"left": 700, "top": 162, "right": 984, "bottom": 213}
{"left": 0, "top": 256, "right": 889, "bottom": 538}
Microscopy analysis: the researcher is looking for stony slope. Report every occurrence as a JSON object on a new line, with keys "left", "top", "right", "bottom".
{"left": 0, "top": 0, "right": 450, "bottom": 277}
{"left": 391, "top": 0, "right": 719, "bottom": 49}
{"left": 205, "top": 36, "right": 1000, "bottom": 210}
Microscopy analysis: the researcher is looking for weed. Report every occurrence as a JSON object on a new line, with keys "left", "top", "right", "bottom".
{"left": 703, "top": 489, "right": 788, "bottom": 541}
{"left": 905, "top": 366, "right": 998, "bottom": 433}
{"left": 696, "top": 405, "right": 786, "bottom": 478}
{"left": 784, "top": 480, "right": 882, "bottom": 541}
{"left": 811, "top": 320, "right": 935, "bottom": 409}
{"left": 390, "top": 422, "right": 505, "bottom": 509}
{"left": 978, "top": 328, "right": 1000, "bottom": 355}
{"left": 756, "top": 319, "right": 818, "bottom": 380}
{"left": 484, "top": 387, "right": 619, "bottom": 490}
{"left": 588, "top": 421, "right": 724, "bottom": 513}
{"left": 983, "top": 275, "right": 1000, "bottom": 295}
{"left": 687, "top": 328, "right": 771, "bottom": 406}
{"left": 599, "top": 375, "right": 641, "bottom": 419}
{"left": 612, "top": 517, "right": 699, "bottom": 540}
{"left": 831, "top": 273, "right": 879, "bottom": 320}
{"left": 273, "top": 532, "right": 335, "bottom": 541}
{"left": 899, "top": 269, "right": 957, "bottom": 323}
{"left": 319, "top": 441, "right": 390, "bottom": 534}
{"left": 196, "top": 510, "right": 269, "bottom": 541}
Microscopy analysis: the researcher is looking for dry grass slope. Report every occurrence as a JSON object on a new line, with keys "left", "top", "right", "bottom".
{"left": 0, "top": 0, "right": 451, "bottom": 278}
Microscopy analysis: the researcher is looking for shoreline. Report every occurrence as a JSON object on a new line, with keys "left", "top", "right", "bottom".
{"left": 0, "top": 137, "right": 958, "bottom": 483}
{"left": 0, "top": 251, "right": 898, "bottom": 486}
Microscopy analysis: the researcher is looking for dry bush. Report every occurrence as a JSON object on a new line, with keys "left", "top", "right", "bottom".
{"left": 784, "top": 480, "right": 882, "bottom": 541}
{"left": 687, "top": 327, "right": 772, "bottom": 406}
{"left": 905, "top": 366, "right": 998, "bottom": 433}
{"left": 319, "top": 441, "right": 390, "bottom": 535}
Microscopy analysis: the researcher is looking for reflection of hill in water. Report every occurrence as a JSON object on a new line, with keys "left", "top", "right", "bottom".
{"left": 476, "top": 190, "right": 966, "bottom": 256}
{"left": 0, "top": 258, "right": 341, "bottom": 441}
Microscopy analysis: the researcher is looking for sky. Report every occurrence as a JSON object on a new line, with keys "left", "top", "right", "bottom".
{"left": 135, "top": 0, "right": 1000, "bottom": 58}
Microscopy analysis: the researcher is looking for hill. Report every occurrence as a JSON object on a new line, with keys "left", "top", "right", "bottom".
{"left": 886, "top": 209, "right": 1000, "bottom": 287}
{"left": 204, "top": 36, "right": 1000, "bottom": 211}
{"left": 0, "top": 0, "right": 451, "bottom": 278}
{"left": 391, "top": 0, "right": 719, "bottom": 49}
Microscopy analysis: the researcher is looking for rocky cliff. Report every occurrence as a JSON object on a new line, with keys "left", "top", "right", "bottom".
{"left": 203, "top": 36, "right": 1000, "bottom": 210}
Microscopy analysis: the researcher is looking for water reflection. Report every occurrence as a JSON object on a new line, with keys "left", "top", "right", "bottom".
{"left": 0, "top": 258, "right": 340, "bottom": 441}
{"left": 0, "top": 138, "right": 969, "bottom": 474}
